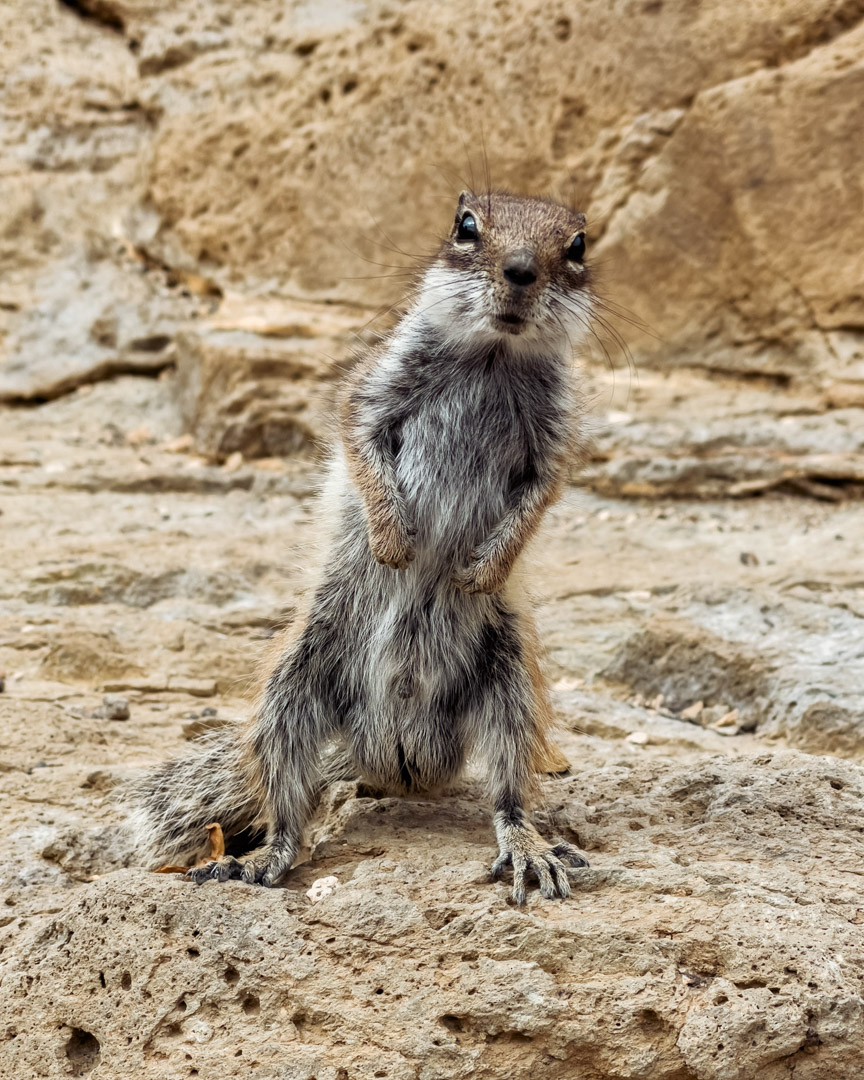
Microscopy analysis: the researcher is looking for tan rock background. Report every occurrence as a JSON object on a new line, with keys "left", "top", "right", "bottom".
{"left": 1, "top": 2, "right": 864, "bottom": 1079}
{"left": 5, "top": 0, "right": 864, "bottom": 397}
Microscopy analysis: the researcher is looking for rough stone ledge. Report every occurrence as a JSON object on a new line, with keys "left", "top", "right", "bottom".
{"left": 3, "top": 750, "right": 864, "bottom": 1079}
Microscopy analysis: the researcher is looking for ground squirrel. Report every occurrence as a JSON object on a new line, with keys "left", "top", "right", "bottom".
{"left": 128, "top": 190, "right": 595, "bottom": 903}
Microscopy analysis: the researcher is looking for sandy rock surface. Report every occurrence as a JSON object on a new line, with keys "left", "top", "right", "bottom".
{"left": 2, "top": 1, "right": 864, "bottom": 1078}
{"left": 1, "top": 370, "right": 863, "bottom": 1079}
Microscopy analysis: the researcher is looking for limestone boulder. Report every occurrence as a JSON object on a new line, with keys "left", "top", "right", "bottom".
{"left": 599, "top": 593, "right": 864, "bottom": 756}
{"left": 174, "top": 297, "right": 364, "bottom": 459}
{"left": 597, "top": 23, "right": 864, "bottom": 382}
{"left": 583, "top": 369, "right": 864, "bottom": 500}
{"left": 137, "top": 0, "right": 864, "bottom": 383}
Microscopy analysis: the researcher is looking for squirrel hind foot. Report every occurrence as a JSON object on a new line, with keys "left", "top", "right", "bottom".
{"left": 491, "top": 820, "right": 589, "bottom": 904}
{"left": 187, "top": 839, "right": 298, "bottom": 888}
{"left": 187, "top": 855, "right": 247, "bottom": 884}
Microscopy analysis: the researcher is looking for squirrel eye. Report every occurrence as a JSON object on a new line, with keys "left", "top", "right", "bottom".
{"left": 456, "top": 212, "right": 479, "bottom": 242}
{"left": 566, "top": 233, "right": 586, "bottom": 262}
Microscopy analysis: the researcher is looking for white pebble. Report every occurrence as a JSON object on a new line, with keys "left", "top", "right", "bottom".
{"left": 306, "top": 875, "right": 339, "bottom": 902}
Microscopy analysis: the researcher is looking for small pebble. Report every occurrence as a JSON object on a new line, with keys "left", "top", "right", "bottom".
{"left": 102, "top": 695, "right": 130, "bottom": 721}
{"left": 306, "top": 875, "right": 339, "bottom": 902}
{"left": 552, "top": 677, "right": 584, "bottom": 692}
{"left": 710, "top": 709, "right": 741, "bottom": 735}
{"left": 626, "top": 731, "right": 649, "bottom": 746}
{"left": 126, "top": 424, "right": 154, "bottom": 447}
{"left": 700, "top": 703, "right": 731, "bottom": 726}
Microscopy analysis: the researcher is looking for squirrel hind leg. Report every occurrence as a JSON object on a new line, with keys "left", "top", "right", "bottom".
{"left": 514, "top": 606, "right": 572, "bottom": 778}
{"left": 188, "top": 740, "right": 352, "bottom": 887}
{"left": 472, "top": 613, "right": 587, "bottom": 903}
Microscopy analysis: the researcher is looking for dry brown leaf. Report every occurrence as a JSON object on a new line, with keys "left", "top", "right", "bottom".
{"left": 154, "top": 822, "right": 225, "bottom": 875}
{"left": 204, "top": 822, "right": 225, "bottom": 860}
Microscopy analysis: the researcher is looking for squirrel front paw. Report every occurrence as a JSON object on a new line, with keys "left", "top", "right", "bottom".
{"left": 453, "top": 557, "right": 507, "bottom": 595}
{"left": 369, "top": 522, "right": 415, "bottom": 570}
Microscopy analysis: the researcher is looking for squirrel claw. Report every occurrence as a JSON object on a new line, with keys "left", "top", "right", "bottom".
{"left": 185, "top": 843, "right": 296, "bottom": 888}
{"left": 492, "top": 826, "right": 588, "bottom": 904}
{"left": 453, "top": 563, "right": 502, "bottom": 595}
{"left": 238, "top": 841, "right": 296, "bottom": 888}
{"left": 549, "top": 840, "right": 590, "bottom": 869}
{"left": 186, "top": 855, "right": 245, "bottom": 884}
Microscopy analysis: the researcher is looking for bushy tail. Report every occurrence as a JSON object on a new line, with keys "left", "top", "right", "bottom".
{"left": 123, "top": 724, "right": 264, "bottom": 869}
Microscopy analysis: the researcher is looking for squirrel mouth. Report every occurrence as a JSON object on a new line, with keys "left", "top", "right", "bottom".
{"left": 495, "top": 312, "right": 527, "bottom": 333}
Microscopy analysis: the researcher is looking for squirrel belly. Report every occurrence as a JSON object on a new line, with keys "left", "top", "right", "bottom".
{"left": 125, "top": 190, "right": 594, "bottom": 902}
{"left": 336, "top": 333, "right": 574, "bottom": 777}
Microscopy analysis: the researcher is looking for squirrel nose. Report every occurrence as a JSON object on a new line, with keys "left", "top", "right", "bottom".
{"left": 503, "top": 250, "right": 538, "bottom": 287}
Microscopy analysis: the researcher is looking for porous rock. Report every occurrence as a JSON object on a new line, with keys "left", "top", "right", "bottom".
{"left": 4, "top": 0, "right": 861, "bottom": 416}
{"left": 140, "top": 0, "right": 864, "bottom": 384}
{"left": 3, "top": 752, "right": 864, "bottom": 1079}
{"left": 600, "top": 596, "right": 864, "bottom": 756}
{"left": 582, "top": 370, "right": 864, "bottom": 500}
{"left": 3, "top": 4, "right": 864, "bottom": 1079}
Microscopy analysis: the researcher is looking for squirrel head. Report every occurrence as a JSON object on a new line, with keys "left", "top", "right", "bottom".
{"left": 416, "top": 190, "right": 593, "bottom": 353}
